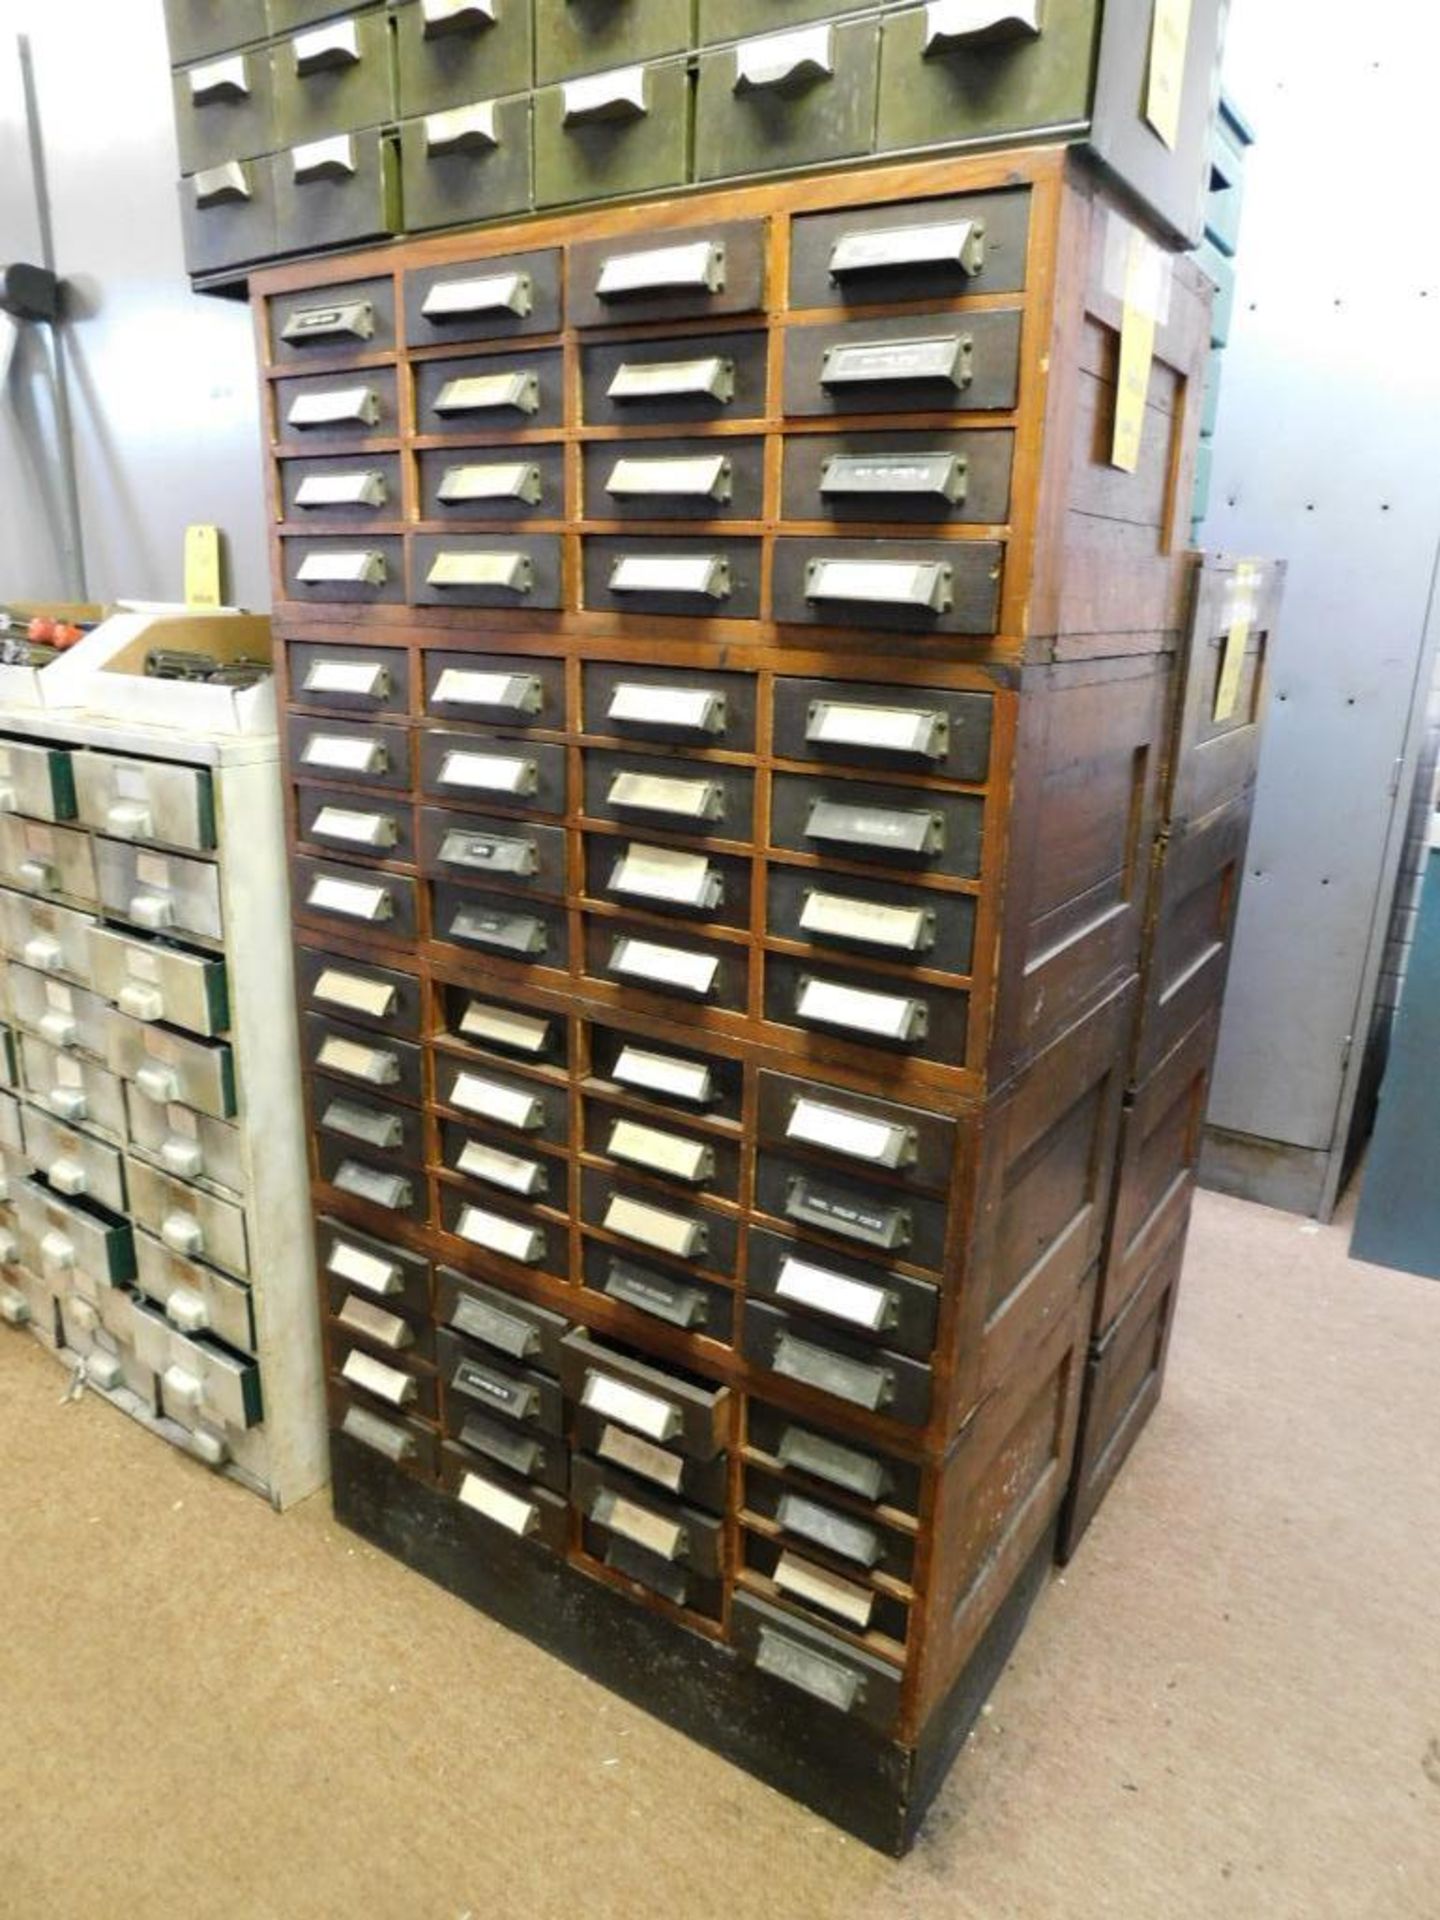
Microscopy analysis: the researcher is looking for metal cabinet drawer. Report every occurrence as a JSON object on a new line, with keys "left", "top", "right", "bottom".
{"left": 181, "top": 159, "right": 277, "bottom": 277}
{"left": 319, "top": 1212, "right": 431, "bottom": 1317}
{"left": 0, "top": 818, "right": 97, "bottom": 908}
{"left": 417, "top": 444, "right": 565, "bottom": 521}
{"left": 741, "top": 1528, "right": 910, "bottom": 1645}
{"left": 74, "top": 753, "right": 215, "bottom": 854}
{"left": 561, "top": 1328, "right": 730, "bottom": 1461}
{"left": 14, "top": 1175, "right": 135, "bottom": 1289}
{"left": 313, "top": 1071, "right": 426, "bottom": 1166}
{"left": 163, "top": 0, "right": 268, "bottom": 65}
{"left": 774, "top": 677, "right": 992, "bottom": 781}
{"left": 433, "top": 1050, "right": 567, "bottom": 1142}
{"left": 296, "top": 854, "right": 420, "bottom": 941}
{"left": 745, "top": 1397, "right": 923, "bottom": 1520}
{"left": 289, "top": 715, "right": 412, "bottom": 792}
{"left": 583, "top": 1095, "right": 740, "bottom": 1199}
{"left": 583, "top": 751, "right": 753, "bottom": 841}
{"left": 18, "top": 1036, "right": 126, "bottom": 1141}
{"left": 297, "top": 946, "right": 423, "bottom": 1038}
{"left": 411, "top": 534, "right": 564, "bottom": 612}
{"left": 695, "top": 21, "right": 878, "bottom": 184}
{"left": 446, "top": 1405, "right": 567, "bottom": 1494}
{"left": 334, "top": 1329, "right": 438, "bottom": 1421}
{"left": 422, "top": 652, "right": 565, "bottom": 728}
{"left": 135, "top": 1232, "right": 256, "bottom": 1356}
{"left": 438, "top": 1325, "right": 563, "bottom": 1434}
{"left": 0, "top": 893, "right": 95, "bottom": 986}
{"left": 583, "top": 1168, "right": 738, "bottom": 1276}
{"left": 581, "top": 329, "right": 769, "bottom": 428}
{"left": 582, "top": 664, "right": 756, "bottom": 751}
{"left": 573, "top": 1403, "right": 725, "bottom": 1511}
{"left": 8, "top": 969, "right": 109, "bottom": 1060}
{"left": 296, "top": 786, "right": 414, "bottom": 862}
{"left": 20, "top": 1105, "right": 127, "bottom": 1214}
{"left": 433, "top": 883, "right": 569, "bottom": 968}
{"left": 534, "top": 59, "right": 689, "bottom": 209}
{"left": 131, "top": 1301, "right": 263, "bottom": 1430}
{"left": 748, "top": 1226, "right": 937, "bottom": 1360}
{"left": 583, "top": 1237, "right": 735, "bottom": 1344}
{"left": 271, "top": 131, "right": 400, "bottom": 257}
{"left": 173, "top": 47, "right": 276, "bottom": 174}
{"left": 573, "top": 1453, "right": 724, "bottom": 1580}
{"left": 397, "top": 94, "right": 533, "bottom": 234}
{"left": 271, "top": 11, "right": 394, "bottom": 147}
{"left": 570, "top": 219, "right": 766, "bottom": 330}
{"left": 731, "top": 1591, "right": 903, "bottom": 1734}
{"left": 95, "top": 841, "right": 222, "bottom": 946}
{"left": 269, "top": 275, "right": 395, "bottom": 362}
{"left": 327, "top": 1270, "right": 434, "bottom": 1363}
{"left": 441, "top": 1443, "right": 568, "bottom": 1549}
{"left": 331, "top": 1380, "right": 440, "bottom": 1481}
{"left": 582, "top": 437, "right": 766, "bottom": 525}
{"left": 757, "top": 1070, "right": 955, "bottom": 1190}
{"left": 123, "top": 1085, "right": 245, "bottom": 1195}
{"left": 0, "top": 739, "right": 76, "bottom": 821}
{"left": 414, "top": 346, "right": 565, "bottom": 434}
{"left": 436, "top": 1267, "right": 565, "bottom": 1374}
{"left": 281, "top": 534, "right": 406, "bottom": 605}
{"left": 782, "top": 427, "right": 1014, "bottom": 527}
{"left": 128, "top": 1157, "right": 250, "bottom": 1276}
{"left": 406, "top": 248, "right": 561, "bottom": 352}
{"left": 783, "top": 310, "right": 1022, "bottom": 416}
{"left": 420, "top": 808, "right": 565, "bottom": 896}
{"left": 765, "top": 952, "right": 967, "bottom": 1064}
{"left": 582, "top": 536, "right": 761, "bottom": 620}
{"left": 316, "top": 1133, "right": 427, "bottom": 1221}
{"left": 439, "top": 1115, "right": 557, "bottom": 1206}
{"left": 438, "top": 1180, "right": 566, "bottom": 1276}
{"left": 587, "top": 1022, "right": 743, "bottom": 1124}
{"left": 755, "top": 1149, "right": 947, "bottom": 1273}
{"left": 281, "top": 453, "right": 404, "bottom": 523}
{"left": 743, "top": 1298, "right": 932, "bottom": 1428}
{"left": 395, "top": 0, "right": 532, "bottom": 118}
{"left": 588, "top": 916, "right": 748, "bottom": 1012}
{"left": 439, "top": 982, "right": 566, "bottom": 1065}
{"left": 270, "top": 0, "right": 385, "bottom": 27}
{"left": 877, "top": 2, "right": 1095, "bottom": 157}
{"left": 770, "top": 770, "right": 982, "bottom": 874}
{"left": 276, "top": 367, "right": 398, "bottom": 441}
{"left": 580, "top": 1508, "right": 723, "bottom": 1615}
{"left": 584, "top": 835, "right": 751, "bottom": 931}
{"left": 108, "top": 1013, "right": 237, "bottom": 1120}
{"left": 419, "top": 732, "right": 565, "bottom": 815}
{"left": 766, "top": 864, "right": 976, "bottom": 976}
{"left": 88, "top": 926, "right": 229, "bottom": 1036}
{"left": 773, "top": 535, "right": 1003, "bottom": 635}
{"left": 534, "top": 0, "right": 690, "bottom": 84}
{"left": 697, "top": 0, "right": 873, "bottom": 39}
{"left": 790, "top": 188, "right": 1030, "bottom": 311}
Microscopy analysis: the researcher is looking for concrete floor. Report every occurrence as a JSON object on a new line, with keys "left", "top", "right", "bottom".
{"left": 1, "top": 1187, "right": 1438, "bottom": 1920}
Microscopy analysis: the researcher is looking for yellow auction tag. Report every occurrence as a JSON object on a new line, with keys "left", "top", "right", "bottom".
{"left": 1111, "top": 232, "right": 1157, "bottom": 473}
{"left": 1145, "top": 0, "right": 1193, "bottom": 151}
{"left": 1214, "top": 561, "right": 1260, "bottom": 723}
{"left": 184, "top": 524, "right": 222, "bottom": 609}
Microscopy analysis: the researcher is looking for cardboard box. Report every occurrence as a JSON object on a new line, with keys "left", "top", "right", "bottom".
{"left": 79, "top": 612, "right": 275, "bottom": 736}
{"left": 0, "top": 603, "right": 114, "bottom": 709}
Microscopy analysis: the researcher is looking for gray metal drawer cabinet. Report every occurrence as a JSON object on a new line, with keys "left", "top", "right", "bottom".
{"left": 95, "top": 839, "right": 224, "bottom": 945}
{"left": 106, "top": 1012, "right": 238, "bottom": 1121}
{"left": 87, "top": 927, "right": 229, "bottom": 1037}
{"left": 128, "top": 1156, "right": 250, "bottom": 1278}
{"left": 172, "top": 46, "right": 277, "bottom": 174}
{"left": 19, "top": 1105, "right": 128, "bottom": 1214}
{"left": 124, "top": 1084, "right": 246, "bottom": 1196}
{"left": 74, "top": 751, "right": 216, "bottom": 854}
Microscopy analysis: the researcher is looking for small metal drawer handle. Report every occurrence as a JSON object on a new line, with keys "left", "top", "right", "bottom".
{"left": 423, "top": 103, "right": 499, "bottom": 156}
{"left": 734, "top": 25, "right": 834, "bottom": 93}
{"left": 291, "top": 136, "right": 358, "bottom": 185}
{"left": 562, "top": 66, "right": 649, "bottom": 126}
{"left": 193, "top": 162, "right": 252, "bottom": 208}
{"left": 293, "top": 21, "right": 361, "bottom": 75}
{"left": 923, "top": 0, "right": 1043, "bottom": 56}
{"left": 421, "top": 0, "right": 497, "bottom": 34}
{"left": 188, "top": 55, "right": 249, "bottom": 105}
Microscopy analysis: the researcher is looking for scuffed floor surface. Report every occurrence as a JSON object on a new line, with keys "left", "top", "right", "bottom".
{"left": 1, "top": 1187, "right": 1437, "bottom": 1920}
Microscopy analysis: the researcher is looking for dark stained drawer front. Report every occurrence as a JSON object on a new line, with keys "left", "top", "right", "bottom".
{"left": 582, "top": 437, "right": 766, "bottom": 524}
{"left": 316, "top": 1134, "right": 428, "bottom": 1222}
{"left": 317, "top": 1212, "right": 431, "bottom": 1317}
{"left": 769, "top": 771, "right": 983, "bottom": 875}
{"left": 296, "top": 946, "right": 423, "bottom": 1036}
{"left": 422, "top": 651, "right": 566, "bottom": 728}
{"left": 441, "top": 1445, "right": 569, "bottom": 1551}
{"left": 405, "top": 248, "right": 562, "bottom": 346}
{"left": 745, "top": 1397, "right": 924, "bottom": 1521}
{"left": 446, "top": 1406, "right": 569, "bottom": 1495}
{"left": 397, "top": 95, "right": 534, "bottom": 235}
{"left": 754, "top": 1150, "right": 948, "bottom": 1274}
{"left": 783, "top": 310, "right": 1023, "bottom": 417}
{"left": 747, "top": 1226, "right": 939, "bottom": 1360}
{"left": 766, "top": 864, "right": 976, "bottom": 976}
{"left": 742, "top": 1298, "right": 933, "bottom": 1429}
{"left": 269, "top": 276, "right": 395, "bottom": 363}
{"left": 773, "top": 677, "right": 992, "bottom": 781}
{"left": 583, "top": 836, "right": 751, "bottom": 932}
{"left": 295, "top": 785, "right": 414, "bottom": 863}
{"left": 582, "top": 751, "right": 754, "bottom": 842}
{"left": 582, "top": 1167, "right": 738, "bottom": 1277}
{"left": 288, "top": 640, "right": 409, "bottom": 713}
{"left": 765, "top": 952, "right": 968, "bottom": 1064}
{"left": 580, "top": 1516, "right": 723, "bottom": 1618}
{"left": 586, "top": 1023, "right": 744, "bottom": 1125}
{"left": 439, "top": 982, "right": 568, "bottom": 1066}
{"left": 438, "top": 1177, "right": 568, "bottom": 1278}
{"left": 559, "top": 1326, "right": 731, "bottom": 1461}
{"left": 420, "top": 807, "right": 566, "bottom": 895}
{"left": 583, "top": 1095, "right": 741, "bottom": 1200}
{"left": 580, "top": 1239, "right": 736, "bottom": 1345}
{"left": 435, "top": 1264, "right": 570, "bottom": 1376}
{"left": 572, "top": 1453, "right": 725, "bottom": 1580}
{"left": 581, "top": 330, "right": 769, "bottom": 428}
{"left": 432, "top": 1051, "right": 568, "bottom": 1143}
{"left": 334, "top": 1330, "right": 438, "bottom": 1421}
{"left": 582, "top": 664, "right": 757, "bottom": 751}
{"left": 295, "top": 854, "right": 420, "bottom": 940}
{"left": 782, "top": 428, "right": 1015, "bottom": 527}
{"left": 438, "top": 1327, "right": 564, "bottom": 1434}
{"left": 438, "top": 1117, "right": 559, "bottom": 1208}
{"left": 411, "top": 534, "right": 564, "bottom": 611}
{"left": 742, "top": 1461, "right": 916, "bottom": 1586}
{"left": 741, "top": 1530, "right": 910, "bottom": 1646}
{"left": 327, "top": 1271, "right": 434, "bottom": 1363}
{"left": 329, "top": 1380, "right": 439, "bottom": 1482}
{"left": 772, "top": 536, "right": 1003, "bottom": 635}
{"left": 586, "top": 915, "right": 748, "bottom": 1013}
{"left": 570, "top": 218, "right": 766, "bottom": 329}
{"left": 276, "top": 367, "right": 398, "bottom": 441}
{"left": 419, "top": 732, "right": 566, "bottom": 815}
{"left": 573, "top": 1403, "right": 728, "bottom": 1512}
{"left": 414, "top": 347, "right": 565, "bottom": 434}
{"left": 313, "top": 1071, "right": 426, "bottom": 1167}
{"left": 303, "top": 1012, "right": 424, "bottom": 1105}
{"left": 756, "top": 1070, "right": 955, "bottom": 1191}
{"left": 581, "top": 535, "right": 762, "bottom": 622}
{"left": 289, "top": 716, "right": 412, "bottom": 792}
{"left": 433, "top": 883, "right": 569, "bottom": 968}
{"left": 789, "top": 187, "right": 1031, "bottom": 311}
{"left": 417, "top": 445, "right": 566, "bottom": 521}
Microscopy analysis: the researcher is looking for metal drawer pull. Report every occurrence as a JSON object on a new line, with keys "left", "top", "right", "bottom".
{"left": 606, "top": 454, "right": 731, "bottom": 503}
{"left": 188, "top": 54, "right": 249, "bottom": 103}
{"left": 296, "top": 549, "right": 386, "bottom": 587}
{"left": 607, "top": 683, "right": 726, "bottom": 734}
{"left": 46, "top": 1156, "right": 87, "bottom": 1198}
{"left": 562, "top": 64, "right": 648, "bottom": 125}
{"left": 786, "top": 1096, "right": 918, "bottom": 1169}
{"left": 457, "top": 998, "right": 550, "bottom": 1054}
{"left": 785, "top": 1173, "right": 910, "bottom": 1251}
{"left": 164, "top": 1288, "right": 210, "bottom": 1336}
{"left": 455, "top": 1139, "right": 547, "bottom": 1198}
{"left": 291, "top": 136, "right": 358, "bottom": 186}
{"left": 799, "top": 888, "right": 936, "bottom": 954}
{"left": 755, "top": 1624, "right": 865, "bottom": 1714}
{"left": 774, "top": 1551, "right": 875, "bottom": 1630}
{"left": 597, "top": 1421, "right": 685, "bottom": 1492}
{"left": 924, "top": 0, "right": 1043, "bottom": 53}
{"left": 606, "top": 770, "right": 724, "bottom": 822}
{"left": 39, "top": 1228, "right": 75, "bottom": 1274}
{"left": 591, "top": 1487, "right": 687, "bottom": 1563}
{"left": 734, "top": 24, "right": 834, "bottom": 93}
{"left": 436, "top": 829, "right": 537, "bottom": 876}
{"left": 434, "top": 371, "right": 539, "bottom": 416}
{"left": 449, "top": 1292, "right": 540, "bottom": 1360}
{"left": 422, "top": 271, "right": 530, "bottom": 320}
{"left": 455, "top": 1204, "right": 544, "bottom": 1265}
{"left": 776, "top": 1253, "right": 895, "bottom": 1333}
{"left": 448, "top": 1070, "right": 544, "bottom": 1131}
{"left": 105, "top": 800, "right": 153, "bottom": 840}
{"left": 286, "top": 385, "right": 379, "bottom": 430}
{"left": 306, "top": 874, "right": 394, "bottom": 923}
{"left": 776, "top": 1423, "right": 889, "bottom": 1501}
{"left": 315, "top": 1035, "right": 399, "bottom": 1085}
{"left": 821, "top": 335, "right": 972, "bottom": 390}
{"left": 448, "top": 904, "right": 547, "bottom": 956}
{"left": 312, "top": 805, "right": 398, "bottom": 849}
{"left": 334, "top": 1159, "right": 413, "bottom": 1211}
{"left": 603, "top": 1192, "right": 707, "bottom": 1262}
{"left": 127, "top": 891, "right": 176, "bottom": 933}
{"left": 828, "top": 219, "right": 984, "bottom": 281}
{"left": 48, "top": 1084, "right": 89, "bottom": 1122}
{"left": 313, "top": 967, "right": 397, "bottom": 1018}
{"left": 805, "top": 558, "right": 953, "bottom": 614}
{"left": 293, "top": 20, "right": 360, "bottom": 73}
{"left": 777, "top": 1494, "right": 884, "bottom": 1572}
{"left": 21, "top": 933, "right": 62, "bottom": 971}
{"left": 609, "top": 936, "right": 719, "bottom": 999}
{"left": 804, "top": 797, "right": 944, "bottom": 857}
{"left": 37, "top": 1008, "right": 78, "bottom": 1049}
{"left": 159, "top": 1135, "right": 204, "bottom": 1179}
{"left": 612, "top": 1045, "right": 713, "bottom": 1105}
{"left": 431, "top": 667, "right": 543, "bottom": 712}
{"left": 772, "top": 1330, "right": 894, "bottom": 1411}
{"left": 806, "top": 699, "right": 949, "bottom": 759}
{"left": 580, "top": 1369, "right": 681, "bottom": 1445}
{"left": 423, "top": 102, "right": 500, "bottom": 156}
{"left": 602, "top": 1258, "right": 708, "bottom": 1330}
{"left": 342, "top": 1403, "right": 417, "bottom": 1464}
{"left": 134, "top": 1061, "right": 182, "bottom": 1103}
{"left": 193, "top": 162, "right": 251, "bottom": 207}
{"left": 342, "top": 1347, "right": 416, "bottom": 1407}
{"left": 596, "top": 240, "right": 726, "bottom": 301}
{"left": 458, "top": 1471, "right": 538, "bottom": 1537}
{"left": 609, "top": 553, "right": 731, "bottom": 601}
{"left": 323, "top": 1098, "right": 404, "bottom": 1151}
{"left": 338, "top": 1293, "right": 412, "bottom": 1350}
{"left": 17, "top": 856, "right": 56, "bottom": 892}
{"left": 426, "top": 550, "right": 533, "bottom": 593}
{"left": 609, "top": 843, "right": 721, "bottom": 911}
{"left": 820, "top": 451, "right": 968, "bottom": 504}
{"left": 294, "top": 471, "right": 388, "bottom": 510}
{"left": 327, "top": 1237, "right": 404, "bottom": 1297}
{"left": 281, "top": 299, "right": 375, "bottom": 346}
{"left": 437, "top": 748, "right": 536, "bottom": 795}
{"left": 422, "top": 0, "right": 497, "bottom": 33}
{"left": 161, "top": 1211, "right": 205, "bottom": 1257}
{"left": 606, "top": 1118, "right": 713, "bottom": 1185}
{"left": 608, "top": 356, "right": 734, "bottom": 404}
{"left": 436, "top": 461, "right": 542, "bottom": 506}
{"left": 796, "top": 975, "right": 927, "bottom": 1043}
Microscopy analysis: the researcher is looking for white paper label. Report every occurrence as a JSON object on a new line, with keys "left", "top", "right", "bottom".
{"left": 328, "top": 1238, "right": 402, "bottom": 1296}
{"left": 603, "top": 1192, "right": 705, "bottom": 1261}
{"left": 607, "top": 771, "right": 721, "bottom": 820}
{"left": 438, "top": 750, "right": 534, "bottom": 794}
{"left": 316, "top": 1035, "right": 397, "bottom": 1084}
{"left": 449, "top": 1071, "right": 543, "bottom": 1131}
{"left": 798, "top": 890, "right": 932, "bottom": 952}
{"left": 307, "top": 875, "right": 391, "bottom": 922}
{"left": 455, "top": 1140, "right": 545, "bottom": 1197}
{"left": 776, "top": 1254, "right": 891, "bottom": 1331}
{"left": 456, "top": 1204, "right": 543, "bottom": 1264}
{"left": 797, "top": 977, "right": 924, "bottom": 1042}
{"left": 457, "top": 999, "right": 550, "bottom": 1055}
{"left": 786, "top": 1098, "right": 913, "bottom": 1169}
{"left": 607, "top": 684, "right": 723, "bottom": 733}
{"left": 606, "top": 1119, "right": 710, "bottom": 1184}
{"left": 432, "top": 668, "right": 541, "bottom": 711}
{"left": 612, "top": 1046, "right": 712, "bottom": 1105}
{"left": 314, "top": 968, "right": 396, "bottom": 1019}
{"left": 341, "top": 1347, "right": 414, "bottom": 1407}
{"left": 774, "top": 1550, "right": 875, "bottom": 1629}
{"left": 610, "top": 843, "right": 718, "bottom": 910}
{"left": 459, "top": 1471, "right": 537, "bottom": 1536}
{"left": 303, "top": 659, "right": 388, "bottom": 697}
{"left": 580, "top": 1369, "right": 681, "bottom": 1443}
{"left": 610, "top": 938, "right": 718, "bottom": 998}
{"left": 301, "top": 733, "right": 384, "bottom": 774}
{"left": 807, "top": 701, "right": 946, "bottom": 757}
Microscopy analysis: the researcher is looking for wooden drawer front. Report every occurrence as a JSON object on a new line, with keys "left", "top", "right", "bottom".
{"left": 743, "top": 1298, "right": 932, "bottom": 1428}
{"left": 417, "top": 444, "right": 565, "bottom": 522}
{"left": 1172, "top": 572, "right": 1280, "bottom": 823}
{"left": 573, "top": 1403, "right": 724, "bottom": 1511}
{"left": 438, "top": 1326, "right": 564, "bottom": 1435}
{"left": 0, "top": 894, "right": 95, "bottom": 987}
{"left": 269, "top": 275, "right": 395, "bottom": 364}
{"left": 132, "top": 1300, "right": 262, "bottom": 1430}
{"left": 586, "top": 1023, "right": 743, "bottom": 1126}
{"left": 0, "top": 818, "right": 97, "bottom": 909}
{"left": 333, "top": 1327, "right": 438, "bottom": 1422}
{"left": 783, "top": 310, "right": 1022, "bottom": 417}
{"left": 19, "top": 1105, "right": 127, "bottom": 1215}
{"left": 560, "top": 1326, "right": 730, "bottom": 1461}
{"left": 438, "top": 981, "right": 568, "bottom": 1067}
{"left": 441, "top": 1443, "right": 569, "bottom": 1550}
{"left": 394, "top": 0, "right": 533, "bottom": 119}
{"left": 582, "top": 436, "right": 766, "bottom": 525}
{"left": 790, "top": 187, "right": 1030, "bottom": 311}
{"left": 756, "top": 1071, "right": 954, "bottom": 1192}
{"left": 420, "top": 807, "right": 565, "bottom": 895}
{"left": 411, "top": 533, "right": 565, "bottom": 611}
{"left": 743, "top": 1404, "right": 923, "bottom": 1533}
{"left": 88, "top": 927, "right": 228, "bottom": 1037}
{"left": 769, "top": 770, "right": 981, "bottom": 875}
{"left": 14, "top": 1175, "right": 134, "bottom": 1288}
{"left": 124, "top": 1086, "right": 244, "bottom": 1195}
{"left": 419, "top": 732, "right": 566, "bottom": 816}
{"left": 405, "top": 248, "right": 562, "bottom": 347}
{"left": 329, "top": 1379, "right": 439, "bottom": 1482}
{"left": 327, "top": 1269, "right": 434, "bottom": 1364}
{"left": 582, "top": 750, "right": 754, "bottom": 843}
{"left": 581, "top": 330, "right": 769, "bottom": 429}
{"left": 438, "top": 1116, "right": 557, "bottom": 1211}
{"left": 694, "top": 22, "right": 879, "bottom": 184}
{"left": 95, "top": 842, "right": 222, "bottom": 947}
{"left": 732, "top": 1590, "right": 902, "bottom": 1735}
{"left": 766, "top": 864, "right": 976, "bottom": 977}
{"left": 271, "top": 12, "right": 395, "bottom": 148}
{"left": 748, "top": 1226, "right": 937, "bottom": 1361}
{"left": 317, "top": 1133, "right": 428, "bottom": 1222}
{"left": 754, "top": 1149, "right": 947, "bottom": 1274}
{"left": 0, "top": 739, "right": 76, "bottom": 822}
{"left": 579, "top": 1238, "right": 735, "bottom": 1344}
{"left": 281, "top": 534, "right": 405, "bottom": 605}
{"left": 289, "top": 715, "right": 412, "bottom": 792}
{"left": 533, "top": 60, "right": 690, "bottom": 210}
{"left": 580, "top": 534, "right": 763, "bottom": 622}
{"left": 8, "top": 969, "right": 110, "bottom": 1062}
{"left": 534, "top": 0, "right": 691, "bottom": 84}
{"left": 422, "top": 651, "right": 566, "bottom": 728}
{"left": 280, "top": 453, "right": 403, "bottom": 524}
{"left": 782, "top": 428, "right": 1015, "bottom": 527}
{"left": 438, "top": 1179, "right": 566, "bottom": 1278}
{"left": 295, "top": 945, "right": 423, "bottom": 1037}
{"left": 570, "top": 218, "right": 765, "bottom": 330}
{"left": 135, "top": 1231, "right": 257, "bottom": 1357}
{"left": 296, "top": 785, "right": 415, "bottom": 863}
{"left": 313, "top": 1071, "right": 426, "bottom": 1167}
{"left": 585, "top": 915, "right": 748, "bottom": 1013}
{"left": 397, "top": 95, "right": 532, "bottom": 236}
{"left": 741, "top": 1530, "right": 910, "bottom": 1648}
{"left": 173, "top": 47, "right": 276, "bottom": 174}
{"left": 18, "top": 1036, "right": 126, "bottom": 1141}
{"left": 573, "top": 1453, "right": 724, "bottom": 1582}
{"left": 303, "top": 1011, "right": 423, "bottom": 1107}
{"left": 582, "top": 664, "right": 757, "bottom": 752}
{"left": 74, "top": 752, "right": 216, "bottom": 855}
{"left": 582, "top": 1167, "right": 738, "bottom": 1278}
{"left": 296, "top": 855, "right": 419, "bottom": 941}
{"left": 182, "top": 162, "right": 277, "bottom": 278}
{"left": 584, "top": 835, "right": 751, "bottom": 932}
{"left": 1137, "top": 795, "right": 1250, "bottom": 1076}
{"left": 288, "top": 640, "right": 409, "bottom": 714}
{"left": 445, "top": 1402, "right": 568, "bottom": 1495}
{"left": 276, "top": 367, "right": 399, "bottom": 441}
{"left": 764, "top": 953, "right": 967, "bottom": 1065}
{"left": 436, "top": 1265, "right": 569, "bottom": 1376}
{"left": 433, "top": 882, "right": 569, "bottom": 969}
{"left": 583, "top": 1095, "right": 741, "bottom": 1201}
{"left": 774, "top": 677, "right": 992, "bottom": 782}
{"left": 317, "top": 1213, "right": 431, "bottom": 1318}
{"left": 433, "top": 1051, "right": 568, "bottom": 1144}
{"left": 163, "top": 0, "right": 268, "bottom": 66}
{"left": 414, "top": 346, "right": 565, "bottom": 435}
{"left": 772, "top": 535, "right": 1002, "bottom": 635}
{"left": 127, "top": 1157, "right": 250, "bottom": 1277}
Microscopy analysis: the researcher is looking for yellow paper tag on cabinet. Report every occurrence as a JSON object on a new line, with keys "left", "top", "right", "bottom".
{"left": 1214, "top": 561, "right": 1260, "bottom": 723}
{"left": 1145, "top": 0, "right": 1193, "bottom": 150}
{"left": 184, "top": 524, "right": 222, "bottom": 610}
{"left": 1111, "top": 233, "right": 1159, "bottom": 473}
